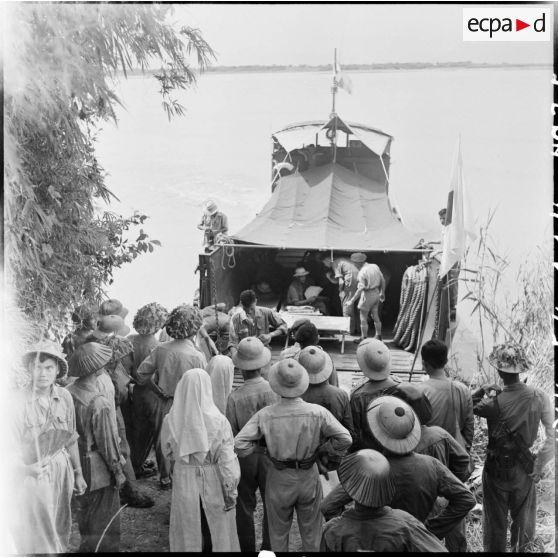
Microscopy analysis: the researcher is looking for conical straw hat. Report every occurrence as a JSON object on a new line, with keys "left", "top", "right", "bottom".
{"left": 392, "top": 382, "right": 433, "bottom": 424}
{"left": 68, "top": 342, "right": 113, "bottom": 377}
{"left": 338, "top": 449, "right": 395, "bottom": 507}
{"left": 366, "top": 396, "right": 421, "bottom": 455}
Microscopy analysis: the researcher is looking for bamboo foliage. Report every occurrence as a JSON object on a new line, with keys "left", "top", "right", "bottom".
{"left": 460, "top": 213, "right": 553, "bottom": 392}
{"left": 4, "top": 4, "right": 215, "bottom": 337}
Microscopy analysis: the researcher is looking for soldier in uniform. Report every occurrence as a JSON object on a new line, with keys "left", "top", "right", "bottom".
{"left": 472, "top": 341, "right": 554, "bottom": 553}
{"left": 234, "top": 359, "right": 351, "bottom": 552}
{"left": 349, "top": 338, "right": 400, "bottom": 451}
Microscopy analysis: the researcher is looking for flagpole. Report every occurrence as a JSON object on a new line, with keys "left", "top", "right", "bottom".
{"left": 331, "top": 49, "right": 338, "bottom": 163}
{"left": 331, "top": 48, "right": 337, "bottom": 116}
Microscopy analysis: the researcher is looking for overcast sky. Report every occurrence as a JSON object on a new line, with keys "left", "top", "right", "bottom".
{"left": 178, "top": 3, "right": 552, "bottom": 66}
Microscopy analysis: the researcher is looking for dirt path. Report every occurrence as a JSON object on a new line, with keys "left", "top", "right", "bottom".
{"left": 69, "top": 471, "right": 304, "bottom": 552}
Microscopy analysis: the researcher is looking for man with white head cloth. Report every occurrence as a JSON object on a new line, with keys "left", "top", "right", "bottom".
{"left": 161, "top": 369, "right": 240, "bottom": 552}
{"left": 206, "top": 355, "right": 235, "bottom": 414}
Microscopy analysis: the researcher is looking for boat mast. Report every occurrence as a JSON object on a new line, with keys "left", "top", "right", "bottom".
{"left": 331, "top": 48, "right": 338, "bottom": 117}
{"left": 330, "top": 48, "right": 338, "bottom": 163}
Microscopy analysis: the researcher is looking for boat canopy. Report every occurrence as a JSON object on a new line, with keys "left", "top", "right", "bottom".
{"left": 233, "top": 163, "right": 422, "bottom": 251}
{"left": 273, "top": 116, "right": 393, "bottom": 157}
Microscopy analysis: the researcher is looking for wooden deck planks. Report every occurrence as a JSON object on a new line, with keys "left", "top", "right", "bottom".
{"left": 231, "top": 335, "right": 425, "bottom": 390}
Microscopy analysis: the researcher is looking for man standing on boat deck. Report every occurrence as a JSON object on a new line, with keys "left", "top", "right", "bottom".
{"left": 323, "top": 255, "right": 360, "bottom": 334}
{"left": 234, "top": 359, "right": 351, "bottom": 552}
{"left": 198, "top": 200, "right": 228, "bottom": 252}
{"left": 344, "top": 253, "right": 385, "bottom": 342}
{"left": 228, "top": 290, "right": 287, "bottom": 365}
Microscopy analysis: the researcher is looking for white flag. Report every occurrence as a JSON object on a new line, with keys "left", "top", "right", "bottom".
{"left": 439, "top": 137, "right": 476, "bottom": 277}
{"left": 334, "top": 59, "right": 353, "bottom": 94}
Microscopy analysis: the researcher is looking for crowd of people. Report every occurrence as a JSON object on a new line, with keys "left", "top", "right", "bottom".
{"left": 11, "top": 293, "right": 554, "bottom": 554}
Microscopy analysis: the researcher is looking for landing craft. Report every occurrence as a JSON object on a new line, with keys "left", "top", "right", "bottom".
{"left": 198, "top": 55, "right": 453, "bottom": 383}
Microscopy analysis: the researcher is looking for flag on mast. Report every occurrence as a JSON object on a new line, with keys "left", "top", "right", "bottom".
{"left": 334, "top": 56, "right": 353, "bottom": 94}
{"left": 439, "top": 137, "right": 476, "bottom": 277}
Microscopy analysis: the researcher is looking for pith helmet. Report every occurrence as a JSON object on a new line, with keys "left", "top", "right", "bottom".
{"left": 367, "top": 396, "right": 421, "bottom": 455}
{"left": 205, "top": 200, "right": 218, "bottom": 215}
{"left": 100, "top": 298, "right": 129, "bottom": 319}
{"left": 488, "top": 341, "right": 530, "bottom": 374}
{"left": 68, "top": 342, "right": 113, "bottom": 378}
{"left": 350, "top": 252, "right": 367, "bottom": 264}
{"left": 392, "top": 382, "right": 433, "bottom": 424}
{"left": 269, "top": 358, "right": 309, "bottom": 398}
{"left": 356, "top": 338, "right": 391, "bottom": 380}
{"left": 91, "top": 314, "right": 130, "bottom": 339}
{"left": 232, "top": 337, "right": 271, "bottom": 371}
{"left": 338, "top": 449, "right": 395, "bottom": 507}
{"left": 298, "top": 346, "right": 333, "bottom": 384}
{"left": 23, "top": 340, "right": 68, "bottom": 378}
{"left": 293, "top": 267, "right": 310, "bottom": 278}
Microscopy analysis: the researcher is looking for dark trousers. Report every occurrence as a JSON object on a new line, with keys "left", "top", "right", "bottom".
{"left": 116, "top": 406, "right": 136, "bottom": 482}
{"left": 430, "top": 497, "right": 467, "bottom": 552}
{"left": 445, "top": 518, "right": 467, "bottom": 552}
{"left": 200, "top": 499, "right": 212, "bottom": 553}
{"left": 482, "top": 465, "right": 536, "bottom": 553}
{"left": 77, "top": 486, "right": 120, "bottom": 553}
{"left": 130, "top": 385, "right": 173, "bottom": 479}
{"left": 129, "top": 384, "right": 155, "bottom": 471}
{"left": 236, "top": 451, "right": 271, "bottom": 552}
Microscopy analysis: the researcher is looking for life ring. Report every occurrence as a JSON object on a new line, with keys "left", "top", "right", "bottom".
{"left": 325, "top": 128, "right": 336, "bottom": 141}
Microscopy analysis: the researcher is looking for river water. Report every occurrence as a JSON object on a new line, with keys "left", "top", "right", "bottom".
{"left": 96, "top": 68, "right": 552, "bottom": 372}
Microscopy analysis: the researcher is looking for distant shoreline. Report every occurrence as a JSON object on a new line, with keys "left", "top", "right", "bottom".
{"left": 123, "top": 61, "right": 550, "bottom": 76}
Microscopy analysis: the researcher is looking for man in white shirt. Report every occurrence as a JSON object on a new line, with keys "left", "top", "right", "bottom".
{"left": 345, "top": 253, "right": 385, "bottom": 342}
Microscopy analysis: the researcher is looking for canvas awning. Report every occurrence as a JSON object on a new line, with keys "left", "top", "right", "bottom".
{"left": 233, "top": 163, "right": 422, "bottom": 251}
{"left": 273, "top": 117, "right": 392, "bottom": 157}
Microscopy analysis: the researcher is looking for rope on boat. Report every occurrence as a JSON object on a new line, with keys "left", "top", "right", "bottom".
{"left": 209, "top": 255, "right": 222, "bottom": 350}
{"left": 215, "top": 235, "right": 236, "bottom": 269}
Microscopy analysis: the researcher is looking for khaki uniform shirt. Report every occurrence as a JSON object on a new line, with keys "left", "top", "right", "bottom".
{"left": 225, "top": 377, "right": 279, "bottom": 436}
{"left": 473, "top": 382, "right": 554, "bottom": 476}
{"left": 234, "top": 398, "right": 351, "bottom": 461}
{"left": 136, "top": 339, "right": 207, "bottom": 397}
